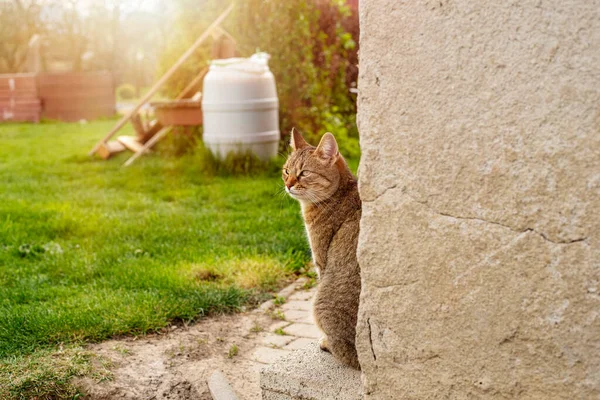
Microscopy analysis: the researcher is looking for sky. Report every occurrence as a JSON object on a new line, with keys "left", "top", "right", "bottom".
{"left": 70, "top": 0, "right": 165, "bottom": 18}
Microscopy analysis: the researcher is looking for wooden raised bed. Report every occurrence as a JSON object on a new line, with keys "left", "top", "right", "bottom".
{"left": 150, "top": 99, "right": 203, "bottom": 126}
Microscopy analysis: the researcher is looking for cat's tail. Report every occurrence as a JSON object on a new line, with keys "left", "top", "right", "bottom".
{"left": 327, "top": 337, "right": 361, "bottom": 370}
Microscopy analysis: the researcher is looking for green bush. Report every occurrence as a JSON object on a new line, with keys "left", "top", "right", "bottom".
{"left": 116, "top": 83, "right": 137, "bottom": 101}
{"left": 158, "top": 0, "right": 359, "bottom": 157}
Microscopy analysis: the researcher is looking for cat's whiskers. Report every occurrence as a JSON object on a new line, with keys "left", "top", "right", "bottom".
{"left": 278, "top": 150, "right": 291, "bottom": 159}
{"left": 271, "top": 182, "right": 294, "bottom": 216}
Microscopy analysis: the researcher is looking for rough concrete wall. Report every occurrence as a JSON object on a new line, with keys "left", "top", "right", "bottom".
{"left": 356, "top": 1, "right": 600, "bottom": 398}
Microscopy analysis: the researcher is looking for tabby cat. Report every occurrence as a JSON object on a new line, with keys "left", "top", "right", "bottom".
{"left": 283, "top": 129, "right": 361, "bottom": 369}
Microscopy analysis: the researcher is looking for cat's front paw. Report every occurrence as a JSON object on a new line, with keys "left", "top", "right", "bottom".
{"left": 319, "top": 336, "right": 330, "bottom": 353}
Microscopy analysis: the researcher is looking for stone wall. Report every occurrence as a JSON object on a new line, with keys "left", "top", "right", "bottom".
{"left": 356, "top": 0, "right": 599, "bottom": 398}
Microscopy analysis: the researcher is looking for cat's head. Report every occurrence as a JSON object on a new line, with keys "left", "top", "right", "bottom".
{"left": 282, "top": 129, "right": 344, "bottom": 203}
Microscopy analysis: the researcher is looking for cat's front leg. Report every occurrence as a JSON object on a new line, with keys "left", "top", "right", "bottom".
{"left": 319, "top": 336, "right": 330, "bottom": 353}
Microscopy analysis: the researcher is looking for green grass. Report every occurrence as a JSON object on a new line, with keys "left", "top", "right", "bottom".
{"left": 227, "top": 343, "right": 239, "bottom": 358}
{"left": 0, "top": 346, "right": 112, "bottom": 400}
{"left": 0, "top": 120, "right": 315, "bottom": 398}
{"left": 273, "top": 328, "right": 287, "bottom": 336}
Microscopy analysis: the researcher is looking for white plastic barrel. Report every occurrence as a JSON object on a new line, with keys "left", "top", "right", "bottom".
{"left": 202, "top": 53, "right": 280, "bottom": 161}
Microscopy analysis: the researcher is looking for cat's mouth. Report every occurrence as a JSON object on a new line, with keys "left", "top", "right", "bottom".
{"left": 285, "top": 186, "right": 303, "bottom": 200}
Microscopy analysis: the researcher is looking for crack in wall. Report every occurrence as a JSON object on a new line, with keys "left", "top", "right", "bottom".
{"left": 362, "top": 183, "right": 398, "bottom": 203}
{"left": 370, "top": 280, "right": 419, "bottom": 290}
{"left": 366, "top": 318, "right": 377, "bottom": 362}
{"left": 364, "top": 184, "right": 588, "bottom": 245}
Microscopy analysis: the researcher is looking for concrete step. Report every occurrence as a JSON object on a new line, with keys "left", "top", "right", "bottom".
{"left": 260, "top": 342, "right": 362, "bottom": 400}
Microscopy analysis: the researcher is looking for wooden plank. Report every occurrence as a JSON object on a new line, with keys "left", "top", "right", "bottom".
{"left": 97, "top": 140, "right": 126, "bottom": 160}
{"left": 88, "top": 3, "right": 235, "bottom": 156}
{"left": 175, "top": 67, "right": 209, "bottom": 101}
{"left": 37, "top": 71, "right": 113, "bottom": 87}
{"left": 131, "top": 113, "right": 147, "bottom": 138}
{"left": 38, "top": 92, "right": 115, "bottom": 99}
{"left": 154, "top": 103, "right": 202, "bottom": 126}
{"left": 0, "top": 74, "right": 38, "bottom": 91}
{"left": 211, "top": 31, "right": 237, "bottom": 59}
{"left": 138, "top": 119, "right": 164, "bottom": 144}
{"left": 0, "top": 100, "right": 41, "bottom": 107}
{"left": 213, "top": 26, "right": 236, "bottom": 46}
{"left": 123, "top": 127, "right": 170, "bottom": 167}
{"left": 0, "top": 89, "right": 38, "bottom": 99}
{"left": 117, "top": 136, "right": 145, "bottom": 153}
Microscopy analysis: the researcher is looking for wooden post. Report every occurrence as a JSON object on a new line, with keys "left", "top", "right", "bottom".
{"left": 214, "top": 26, "right": 237, "bottom": 45}
{"left": 88, "top": 3, "right": 234, "bottom": 156}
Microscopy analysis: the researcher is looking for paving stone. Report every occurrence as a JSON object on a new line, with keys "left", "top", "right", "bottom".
{"left": 269, "top": 321, "right": 291, "bottom": 333}
{"left": 287, "top": 290, "right": 315, "bottom": 302}
{"left": 256, "top": 299, "right": 274, "bottom": 313}
{"left": 281, "top": 300, "right": 312, "bottom": 311}
{"left": 260, "top": 333, "right": 294, "bottom": 348}
{"left": 284, "top": 323, "right": 321, "bottom": 339}
{"left": 282, "top": 309, "right": 314, "bottom": 324}
{"left": 252, "top": 346, "right": 290, "bottom": 364}
{"left": 284, "top": 337, "right": 315, "bottom": 351}
{"left": 208, "top": 370, "right": 239, "bottom": 400}
{"left": 276, "top": 277, "right": 307, "bottom": 298}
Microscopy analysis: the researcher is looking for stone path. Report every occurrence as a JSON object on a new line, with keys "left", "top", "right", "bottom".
{"left": 250, "top": 281, "right": 319, "bottom": 366}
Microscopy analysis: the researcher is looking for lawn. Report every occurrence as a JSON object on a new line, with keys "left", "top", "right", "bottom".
{"left": 0, "top": 120, "right": 313, "bottom": 397}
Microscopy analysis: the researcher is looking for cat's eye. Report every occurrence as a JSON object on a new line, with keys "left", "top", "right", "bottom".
{"left": 299, "top": 171, "right": 311, "bottom": 178}
{"left": 283, "top": 168, "right": 289, "bottom": 175}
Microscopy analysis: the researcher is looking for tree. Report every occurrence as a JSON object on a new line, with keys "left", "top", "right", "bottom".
{"left": 0, "top": 0, "right": 44, "bottom": 73}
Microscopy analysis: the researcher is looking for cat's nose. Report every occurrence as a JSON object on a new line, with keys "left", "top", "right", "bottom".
{"left": 285, "top": 178, "right": 296, "bottom": 189}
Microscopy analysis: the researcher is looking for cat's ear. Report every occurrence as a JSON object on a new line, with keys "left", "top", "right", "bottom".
{"left": 290, "top": 128, "right": 308, "bottom": 150}
{"left": 315, "top": 132, "right": 339, "bottom": 163}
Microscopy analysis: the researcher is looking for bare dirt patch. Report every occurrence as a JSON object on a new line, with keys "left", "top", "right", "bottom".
{"left": 75, "top": 311, "right": 275, "bottom": 400}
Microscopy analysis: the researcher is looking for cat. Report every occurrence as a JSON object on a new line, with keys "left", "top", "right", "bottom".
{"left": 283, "top": 129, "right": 361, "bottom": 370}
